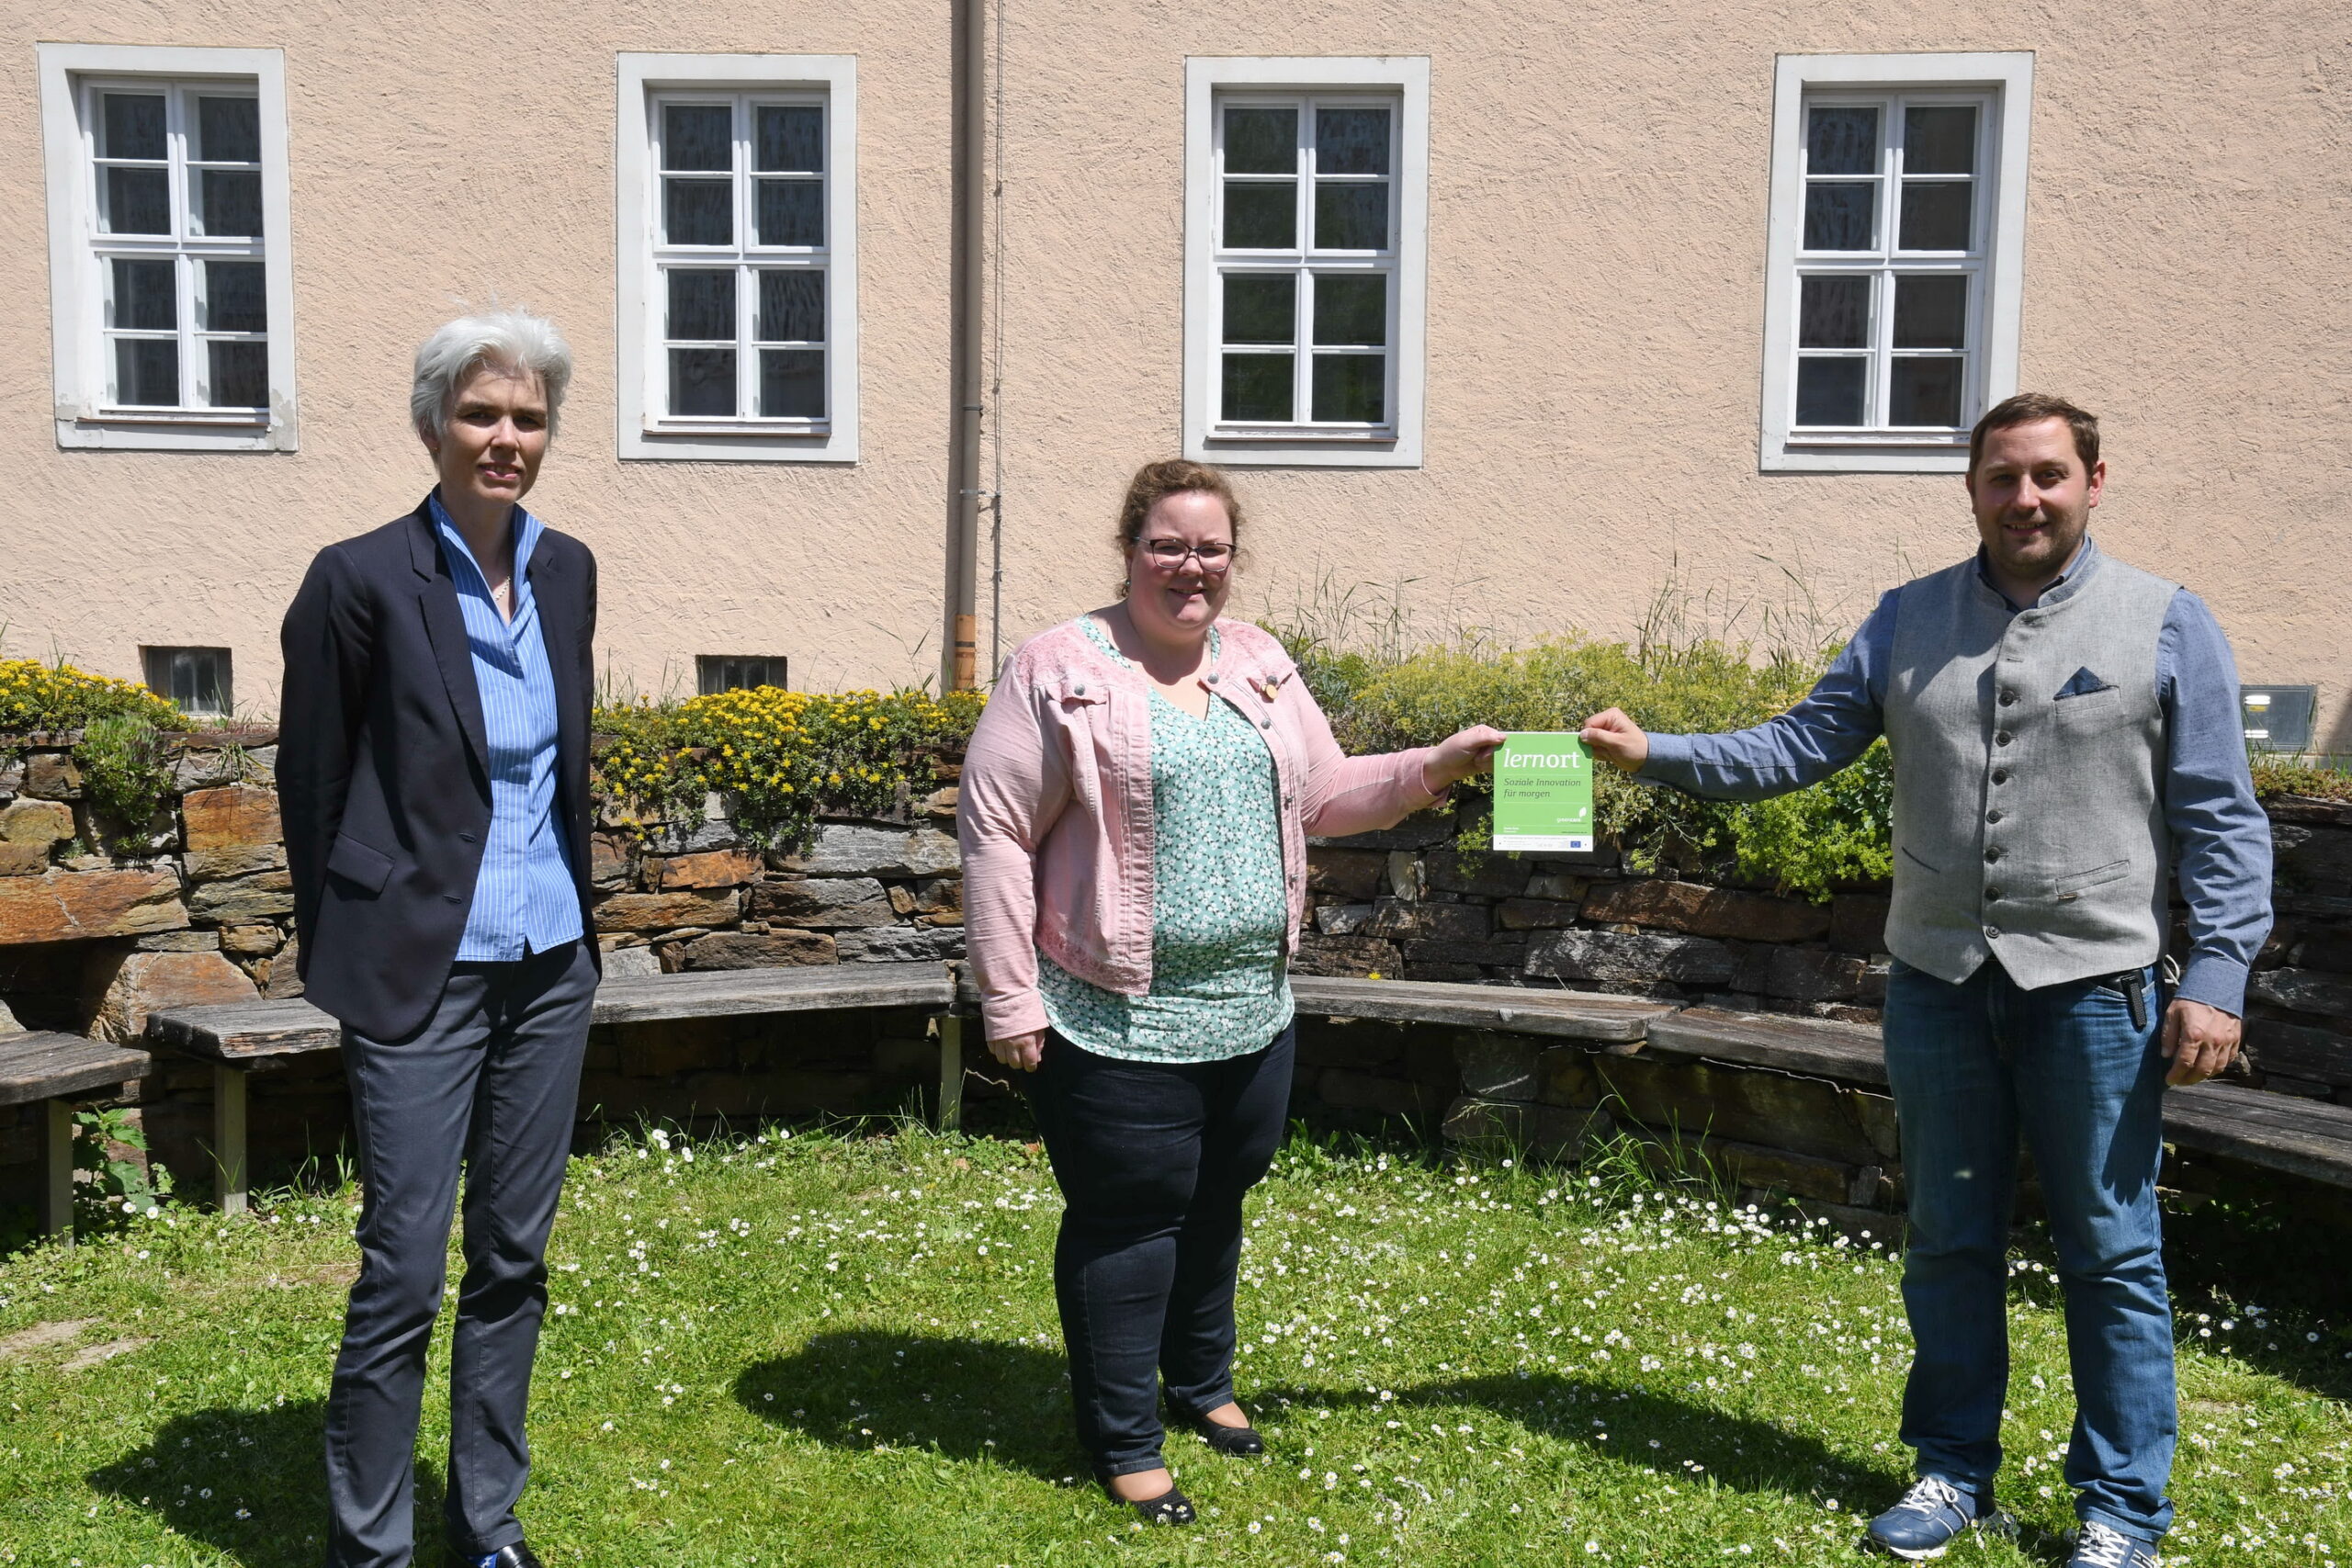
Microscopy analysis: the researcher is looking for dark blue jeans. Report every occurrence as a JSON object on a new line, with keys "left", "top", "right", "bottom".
{"left": 1028, "top": 1025, "right": 1295, "bottom": 1478}
{"left": 1883, "top": 957, "right": 2176, "bottom": 1545}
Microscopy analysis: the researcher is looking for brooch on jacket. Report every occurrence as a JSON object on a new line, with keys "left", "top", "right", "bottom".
{"left": 1247, "top": 671, "right": 1289, "bottom": 704}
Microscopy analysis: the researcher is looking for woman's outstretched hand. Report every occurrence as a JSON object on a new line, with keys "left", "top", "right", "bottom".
{"left": 1422, "top": 725, "right": 1509, "bottom": 793}
{"left": 989, "top": 1028, "right": 1046, "bottom": 1073}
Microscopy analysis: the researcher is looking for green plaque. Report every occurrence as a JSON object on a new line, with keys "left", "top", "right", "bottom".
{"left": 1492, "top": 732, "right": 1593, "bottom": 852}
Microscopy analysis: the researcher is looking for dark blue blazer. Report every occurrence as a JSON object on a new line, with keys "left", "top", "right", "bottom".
{"left": 278, "top": 497, "right": 600, "bottom": 1041}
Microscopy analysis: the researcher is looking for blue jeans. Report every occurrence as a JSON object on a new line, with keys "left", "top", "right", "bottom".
{"left": 1883, "top": 957, "right": 2176, "bottom": 1545}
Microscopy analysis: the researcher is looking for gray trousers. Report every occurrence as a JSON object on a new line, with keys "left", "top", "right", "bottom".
{"left": 323, "top": 941, "right": 595, "bottom": 1568}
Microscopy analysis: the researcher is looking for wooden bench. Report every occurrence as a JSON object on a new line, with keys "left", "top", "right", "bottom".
{"left": 1642, "top": 1004, "right": 2352, "bottom": 1190}
{"left": 147, "top": 963, "right": 964, "bottom": 1213}
{"left": 0, "top": 1031, "right": 153, "bottom": 1242}
{"left": 1289, "top": 975, "right": 1675, "bottom": 1043}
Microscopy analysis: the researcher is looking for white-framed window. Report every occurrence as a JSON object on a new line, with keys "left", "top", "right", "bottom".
{"left": 617, "top": 53, "right": 857, "bottom": 462}
{"left": 696, "top": 654, "right": 788, "bottom": 694}
{"left": 1183, "top": 58, "right": 1429, "bottom": 468}
{"left": 1759, "top": 53, "right": 2032, "bottom": 473}
{"left": 37, "top": 45, "right": 297, "bottom": 452}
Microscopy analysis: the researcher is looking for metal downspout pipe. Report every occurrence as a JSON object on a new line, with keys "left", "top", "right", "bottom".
{"left": 943, "top": 0, "right": 988, "bottom": 692}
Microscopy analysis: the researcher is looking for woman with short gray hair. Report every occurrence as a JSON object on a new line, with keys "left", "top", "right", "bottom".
{"left": 280, "top": 306, "right": 598, "bottom": 1568}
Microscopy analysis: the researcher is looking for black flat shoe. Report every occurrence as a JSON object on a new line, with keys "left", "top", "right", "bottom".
{"left": 469, "top": 1546, "right": 545, "bottom": 1568}
{"left": 1101, "top": 1477, "right": 1197, "bottom": 1526}
{"left": 1170, "top": 1401, "right": 1267, "bottom": 1456}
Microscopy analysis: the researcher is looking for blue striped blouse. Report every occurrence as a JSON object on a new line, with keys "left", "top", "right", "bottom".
{"left": 429, "top": 493, "right": 583, "bottom": 961}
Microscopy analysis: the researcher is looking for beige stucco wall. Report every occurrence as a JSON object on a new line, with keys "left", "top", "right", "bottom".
{"left": 5, "top": 2, "right": 2348, "bottom": 742}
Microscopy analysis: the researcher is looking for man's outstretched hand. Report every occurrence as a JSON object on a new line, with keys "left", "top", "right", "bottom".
{"left": 1579, "top": 709, "right": 1650, "bottom": 774}
{"left": 2162, "top": 998, "right": 2240, "bottom": 1086}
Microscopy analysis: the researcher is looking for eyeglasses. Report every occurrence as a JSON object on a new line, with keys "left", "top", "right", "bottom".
{"left": 1138, "top": 538, "right": 1235, "bottom": 572}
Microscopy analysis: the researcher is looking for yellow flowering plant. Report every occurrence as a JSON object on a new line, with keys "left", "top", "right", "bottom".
{"left": 0, "top": 658, "right": 183, "bottom": 737}
{"left": 593, "top": 685, "right": 984, "bottom": 850}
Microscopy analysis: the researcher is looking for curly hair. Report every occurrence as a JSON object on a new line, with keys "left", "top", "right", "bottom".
{"left": 1114, "top": 459, "right": 1245, "bottom": 557}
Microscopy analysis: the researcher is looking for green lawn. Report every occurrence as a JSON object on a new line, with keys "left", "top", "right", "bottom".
{"left": 1, "top": 1125, "right": 2345, "bottom": 1566}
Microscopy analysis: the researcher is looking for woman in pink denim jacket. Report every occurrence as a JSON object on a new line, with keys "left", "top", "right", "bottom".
{"left": 958, "top": 459, "right": 1501, "bottom": 1524}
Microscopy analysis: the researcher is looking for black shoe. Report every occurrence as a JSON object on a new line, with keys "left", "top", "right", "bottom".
{"left": 1100, "top": 1477, "right": 1197, "bottom": 1526}
{"left": 468, "top": 1546, "right": 545, "bottom": 1568}
{"left": 1169, "top": 1400, "right": 1267, "bottom": 1456}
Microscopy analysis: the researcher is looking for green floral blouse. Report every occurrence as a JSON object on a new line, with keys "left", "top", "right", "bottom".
{"left": 1037, "top": 617, "right": 1295, "bottom": 1062}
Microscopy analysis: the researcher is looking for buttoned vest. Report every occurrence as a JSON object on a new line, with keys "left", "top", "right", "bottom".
{"left": 1881, "top": 552, "right": 2181, "bottom": 990}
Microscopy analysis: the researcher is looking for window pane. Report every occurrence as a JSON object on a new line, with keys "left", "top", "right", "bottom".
{"left": 103, "top": 167, "right": 171, "bottom": 234}
{"left": 758, "top": 269, "right": 825, "bottom": 343}
{"left": 199, "top": 169, "right": 264, "bottom": 237}
{"left": 144, "top": 648, "right": 230, "bottom": 715}
{"left": 1890, "top": 357, "right": 1963, "bottom": 426}
{"left": 208, "top": 341, "right": 268, "bottom": 408}
{"left": 1316, "top": 107, "right": 1390, "bottom": 175}
{"left": 1904, "top": 107, "right": 1977, "bottom": 175}
{"left": 759, "top": 348, "right": 825, "bottom": 418}
{"left": 662, "top": 104, "right": 733, "bottom": 171}
{"left": 1224, "top": 107, "right": 1297, "bottom": 175}
{"left": 1898, "top": 183, "right": 1973, "bottom": 251}
{"left": 112, "top": 259, "right": 176, "bottom": 330}
{"left": 1803, "top": 183, "right": 1875, "bottom": 251}
{"left": 1222, "top": 275, "right": 1295, "bottom": 344}
{"left": 1894, "top": 275, "right": 1968, "bottom": 349}
{"left": 664, "top": 179, "right": 733, "bottom": 244}
{"left": 1798, "top": 276, "right": 1870, "bottom": 348}
{"left": 1314, "top": 184, "right": 1388, "bottom": 250}
{"left": 102, "top": 93, "right": 166, "bottom": 161}
{"left": 667, "top": 268, "right": 736, "bottom": 340}
{"left": 1222, "top": 353, "right": 1293, "bottom": 422}
{"left": 1311, "top": 354, "right": 1385, "bottom": 423}
{"left": 204, "top": 260, "right": 267, "bottom": 332}
{"left": 756, "top": 106, "right": 823, "bottom": 173}
{"left": 1794, "top": 357, "right": 1866, "bottom": 426}
{"left": 1312, "top": 274, "right": 1386, "bottom": 346}
{"left": 115, "top": 339, "right": 179, "bottom": 405}
{"left": 197, "top": 96, "right": 261, "bottom": 163}
{"left": 756, "top": 179, "right": 824, "bottom": 246}
{"left": 1806, "top": 106, "right": 1878, "bottom": 175}
{"left": 1224, "top": 182, "right": 1296, "bottom": 248}
{"left": 669, "top": 347, "right": 736, "bottom": 415}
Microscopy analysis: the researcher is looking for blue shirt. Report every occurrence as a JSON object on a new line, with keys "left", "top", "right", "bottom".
{"left": 429, "top": 493, "right": 583, "bottom": 961}
{"left": 1642, "top": 538, "right": 2272, "bottom": 1013}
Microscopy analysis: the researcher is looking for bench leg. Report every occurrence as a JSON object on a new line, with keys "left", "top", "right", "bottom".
{"left": 42, "top": 1098, "right": 74, "bottom": 1244}
{"left": 936, "top": 1012, "right": 965, "bottom": 1133}
{"left": 213, "top": 1064, "right": 248, "bottom": 1216}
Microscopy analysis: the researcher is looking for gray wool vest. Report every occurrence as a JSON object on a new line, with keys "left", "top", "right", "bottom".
{"left": 1882, "top": 550, "right": 2182, "bottom": 990}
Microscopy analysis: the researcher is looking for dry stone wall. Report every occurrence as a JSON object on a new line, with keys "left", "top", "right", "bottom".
{"left": 3, "top": 725, "right": 2348, "bottom": 1223}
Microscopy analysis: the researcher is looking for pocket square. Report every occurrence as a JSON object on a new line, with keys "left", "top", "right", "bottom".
{"left": 2054, "top": 667, "right": 2116, "bottom": 700}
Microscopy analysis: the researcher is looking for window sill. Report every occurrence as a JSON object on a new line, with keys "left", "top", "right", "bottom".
{"left": 1193, "top": 425, "right": 1417, "bottom": 468}
{"left": 621, "top": 418, "right": 855, "bottom": 463}
{"left": 1762, "top": 434, "right": 1970, "bottom": 475}
{"left": 56, "top": 409, "right": 292, "bottom": 452}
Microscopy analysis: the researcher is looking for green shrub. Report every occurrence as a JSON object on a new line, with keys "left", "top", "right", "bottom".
{"left": 1309, "top": 633, "right": 1883, "bottom": 898}
{"left": 77, "top": 713, "right": 175, "bottom": 850}
{"left": 2250, "top": 752, "right": 2352, "bottom": 803}
{"left": 594, "top": 686, "right": 985, "bottom": 851}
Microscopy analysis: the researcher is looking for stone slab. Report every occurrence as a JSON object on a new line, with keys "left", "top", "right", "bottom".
{"left": 1525, "top": 930, "right": 1735, "bottom": 986}
{"left": 85, "top": 949, "right": 260, "bottom": 1043}
{"left": 0, "top": 867, "right": 187, "bottom": 945}
{"left": 593, "top": 887, "right": 743, "bottom": 932}
{"left": 2249, "top": 967, "right": 2352, "bottom": 1021}
{"left": 1580, "top": 880, "right": 1830, "bottom": 943}
{"left": 180, "top": 785, "right": 285, "bottom": 881}
{"left": 772, "top": 824, "right": 960, "bottom": 878}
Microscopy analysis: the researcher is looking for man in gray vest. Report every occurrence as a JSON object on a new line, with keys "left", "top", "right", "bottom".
{"left": 1579, "top": 394, "right": 2272, "bottom": 1567}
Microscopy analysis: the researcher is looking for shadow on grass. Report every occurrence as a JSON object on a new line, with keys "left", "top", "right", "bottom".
{"left": 736, "top": 1333, "right": 1087, "bottom": 1482}
{"left": 88, "top": 1398, "right": 456, "bottom": 1567}
{"left": 738, "top": 1330, "right": 1907, "bottom": 1504}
